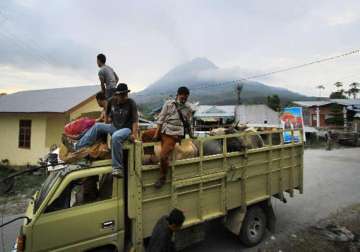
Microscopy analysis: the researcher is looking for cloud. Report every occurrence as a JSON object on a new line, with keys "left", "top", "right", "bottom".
{"left": 0, "top": 0, "right": 360, "bottom": 96}
{"left": 326, "top": 11, "right": 359, "bottom": 26}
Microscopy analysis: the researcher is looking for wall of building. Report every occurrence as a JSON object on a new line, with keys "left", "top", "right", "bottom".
{"left": 45, "top": 114, "right": 67, "bottom": 148}
{"left": 0, "top": 99, "right": 104, "bottom": 166}
{"left": 0, "top": 113, "right": 48, "bottom": 166}
{"left": 235, "top": 105, "right": 280, "bottom": 125}
{"left": 307, "top": 106, "right": 335, "bottom": 128}
{"left": 69, "top": 98, "right": 102, "bottom": 121}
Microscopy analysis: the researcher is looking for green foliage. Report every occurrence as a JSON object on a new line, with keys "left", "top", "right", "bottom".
{"left": 266, "top": 94, "right": 281, "bottom": 111}
{"left": 329, "top": 90, "right": 347, "bottom": 99}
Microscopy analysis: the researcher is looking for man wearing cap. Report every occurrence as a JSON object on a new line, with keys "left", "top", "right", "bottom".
{"left": 67, "top": 83, "right": 138, "bottom": 177}
{"left": 151, "top": 86, "right": 192, "bottom": 188}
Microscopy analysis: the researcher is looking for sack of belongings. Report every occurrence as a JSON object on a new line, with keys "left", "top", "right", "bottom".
{"left": 64, "top": 117, "right": 96, "bottom": 139}
{"left": 59, "top": 142, "right": 111, "bottom": 163}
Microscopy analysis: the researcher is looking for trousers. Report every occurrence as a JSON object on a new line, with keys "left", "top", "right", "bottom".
{"left": 142, "top": 128, "right": 179, "bottom": 179}
{"left": 75, "top": 123, "right": 131, "bottom": 170}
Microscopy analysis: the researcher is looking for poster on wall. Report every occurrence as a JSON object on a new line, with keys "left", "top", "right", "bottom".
{"left": 280, "top": 107, "right": 306, "bottom": 143}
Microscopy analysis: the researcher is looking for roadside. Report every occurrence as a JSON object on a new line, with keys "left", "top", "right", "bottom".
{"left": 260, "top": 203, "right": 360, "bottom": 252}
{"left": 0, "top": 166, "right": 45, "bottom": 215}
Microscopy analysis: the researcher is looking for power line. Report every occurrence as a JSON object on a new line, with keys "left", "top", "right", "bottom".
{"left": 134, "top": 48, "right": 360, "bottom": 97}
{"left": 190, "top": 48, "right": 360, "bottom": 91}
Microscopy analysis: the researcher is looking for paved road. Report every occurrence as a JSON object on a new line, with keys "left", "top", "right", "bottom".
{"left": 183, "top": 148, "right": 360, "bottom": 251}
{"left": 1, "top": 148, "right": 360, "bottom": 252}
{"left": 0, "top": 214, "right": 21, "bottom": 252}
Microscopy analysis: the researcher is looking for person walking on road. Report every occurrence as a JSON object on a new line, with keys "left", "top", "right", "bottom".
{"left": 97, "top": 53, "right": 119, "bottom": 99}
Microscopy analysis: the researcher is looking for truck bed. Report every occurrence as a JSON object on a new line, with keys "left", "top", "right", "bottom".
{"left": 127, "top": 130, "right": 304, "bottom": 247}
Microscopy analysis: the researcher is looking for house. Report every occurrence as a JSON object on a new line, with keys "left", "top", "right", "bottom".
{"left": 0, "top": 85, "right": 102, "bottom": 166}
{"left": 193, "top": 105, "right": 235, "bottom": 130}
{"left": 235, "top": 104, "right": 280, "bottom": 127}
{"left": 193, "top": 104, "right": 280, "bottom": 130}
{"left": 293, "top": 99, "right": 360, "bottom": 129}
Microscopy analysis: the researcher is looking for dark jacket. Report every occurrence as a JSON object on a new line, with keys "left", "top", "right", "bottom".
{"left": 147, "top": 216, "right": 175, "bottom": 252}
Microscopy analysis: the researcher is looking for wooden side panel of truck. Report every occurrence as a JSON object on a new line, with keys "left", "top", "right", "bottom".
{"left": 128, "top": 130, "right": 304, "bottom": 250}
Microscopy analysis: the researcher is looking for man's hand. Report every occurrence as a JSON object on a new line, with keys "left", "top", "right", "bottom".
{"left": 152, "top": 130, "right": 160, "bottom": 142}
{"left": 130, "top": 133, "right": 137, "bottom": 143}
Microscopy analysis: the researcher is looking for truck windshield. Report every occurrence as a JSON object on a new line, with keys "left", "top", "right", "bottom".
{"left": 34, "top": 171, "right": 60, "bottom": 213}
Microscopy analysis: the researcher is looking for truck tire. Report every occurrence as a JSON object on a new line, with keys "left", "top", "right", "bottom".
{"left": 239, "top": 206, "right": 266, "bottom": 247}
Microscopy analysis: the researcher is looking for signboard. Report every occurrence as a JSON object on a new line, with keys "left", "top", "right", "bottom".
{"left": 280, "top": 107, "right": 305, "bottom": 143}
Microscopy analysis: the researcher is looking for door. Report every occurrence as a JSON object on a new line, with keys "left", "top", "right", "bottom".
{"left": 32, "top": 170, "right": 124, "bottom": 252}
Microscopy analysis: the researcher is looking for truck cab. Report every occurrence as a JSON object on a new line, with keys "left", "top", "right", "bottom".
{"left": 15, "top": 161, "right": 125, "bottom": 252}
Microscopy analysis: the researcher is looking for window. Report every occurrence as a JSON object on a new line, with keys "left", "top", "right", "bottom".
{"left": 45, "top": 173, "right": 113, "bottom": 213}
{"left": 19, "top": 120, "right": 31, "bottom": 149}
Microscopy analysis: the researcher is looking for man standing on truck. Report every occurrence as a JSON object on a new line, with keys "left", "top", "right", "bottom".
{"left": 147, "top": 208, "right": 185, "bottom": 252}
{"left": 97, "top": 53, "right": 119, "bottom": 99}
{"left": 63, "top": 83, "right": 139, "bottom": 177}
{"left": 151, "top": 86, "right": 192, "bottom": 188}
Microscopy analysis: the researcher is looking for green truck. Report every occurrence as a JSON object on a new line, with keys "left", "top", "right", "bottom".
{"left": 13, "top": 130, "right": 304, "bottom": 252}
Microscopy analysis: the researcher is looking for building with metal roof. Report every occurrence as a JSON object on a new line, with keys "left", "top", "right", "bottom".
{"left": 292, "top": 99, "right": 360, "bottom": 129}
{"left": 0, "top": 85, "right": 100, "bottom": 113}
{"left": 193, "top": 104, "right": 280, "bottom": 130}
{"left": 0, "top": 85, "right": 104, "bottom": 165}
{"left": 235, "top": 104, "right": 280, "bottom": 126}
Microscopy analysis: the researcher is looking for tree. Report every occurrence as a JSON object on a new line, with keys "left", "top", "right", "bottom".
{"left": 267, "top": 94, "right": 281, "bottom": 112}
{"left": 348, "top": 82, "right": 360, "bottom": 99}
{"left": 316, "top": 85, "right": 325, "bottom": 97}
{"left": 344, "top": 90, "right": 352, "bottom": 98}
{"left": 329, "top": 89, "right": 347, "bottom": 99}
{"left": 334, "top": 81, "right": 343, "bottom": 91}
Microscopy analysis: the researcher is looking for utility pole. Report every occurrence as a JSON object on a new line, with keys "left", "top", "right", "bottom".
{"left": 236, "top": 83, "right": 243, "bottom": 105}
{"left": 235, "top": 83, "right": 243, "bottom": 124}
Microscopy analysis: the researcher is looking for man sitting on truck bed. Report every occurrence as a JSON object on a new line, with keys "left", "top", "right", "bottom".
{"left": 151, "top": 86, "right": 192, "bottom": 188}
{"left": 147, "top": 208, "right": 185, "bottom": 252}
{"left": 64, "top": 83, "right": 139, "bottom": 177}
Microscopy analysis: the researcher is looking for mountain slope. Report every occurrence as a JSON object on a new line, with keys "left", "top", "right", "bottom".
{"left": 133, "top": 58, "right": 308, "bottom": 109}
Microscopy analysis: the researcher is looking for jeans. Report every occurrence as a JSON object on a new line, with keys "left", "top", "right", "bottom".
{"left": 75, "top": 123, "right": 131, "bottom": 171}
{"left": 105, "top": 87, "right": 116, "bottom": 99}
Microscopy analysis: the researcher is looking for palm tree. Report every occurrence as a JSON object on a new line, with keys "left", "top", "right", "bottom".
{"left": 348, "top": 82, "right": 360, "bottom": 99}
{"left": 344, "top": 90, "right": 352, "bottom": 98}
{"left": 316, "top": 85, "right": 325, "bottom": 97}
{"left": 334, "top": 81, "right": 343, "bottom": 91}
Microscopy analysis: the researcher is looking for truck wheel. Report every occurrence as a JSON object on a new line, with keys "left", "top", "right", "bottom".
{"left": 239, "top": 206, "right": 266, "bottom": 247}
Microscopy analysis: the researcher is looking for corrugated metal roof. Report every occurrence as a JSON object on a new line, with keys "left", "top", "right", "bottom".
{"left": 0, "top": 85, "right": 100, "bottom": 113}
{"left": 194, "top": 105, "right": 235, "bottom": 118}
{"left": 293, "top": 99, "right": 360, "bottom": 107}
{"left": 292, "top": 101, "right": 333, "bottom": 107}
{"left": 330, "top": 99, "right": 360, "bottom": 106}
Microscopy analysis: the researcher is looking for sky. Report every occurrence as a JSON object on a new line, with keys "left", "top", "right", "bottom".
{"left": 0, "top": 0, "right": 359, "bottom": 97}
